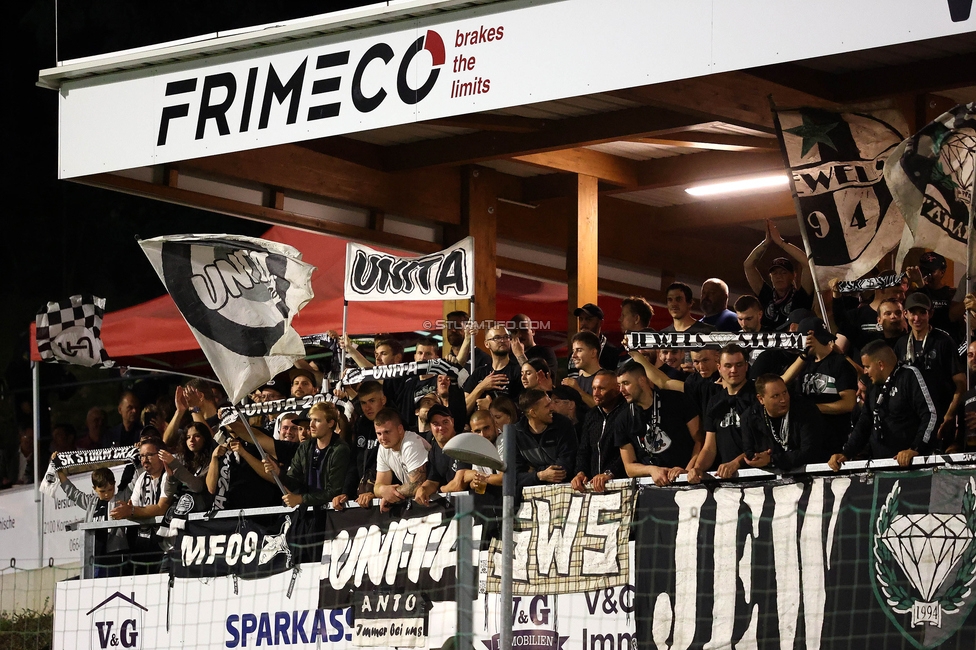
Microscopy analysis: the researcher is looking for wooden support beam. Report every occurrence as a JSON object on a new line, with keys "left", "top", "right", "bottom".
{"left": 179, "top": 144, "right": 461, "bottom": 224}
{"left": 460, "top": 167, "right": 498, "bottom": 345}
{"left": 513, "top": 148, "right": 638, "bottom": 187}
{"left": 78, "top": 172, "right": 442, "bottom": 254}
{"left": 423, "top": 114, "right": 547, "bottom": 133}
{"left": 567, "top": 175, "right": 599, "bottom": 339}
{"left": 636, "top": 132, "right": 778, "bottom": 151}
{"left": 382, "top": 105, "right": 708, "bottom": 171}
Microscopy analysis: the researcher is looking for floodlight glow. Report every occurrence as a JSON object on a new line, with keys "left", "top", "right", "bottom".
{"left": 685, "top": 174, "right": 789, "bottom": 197}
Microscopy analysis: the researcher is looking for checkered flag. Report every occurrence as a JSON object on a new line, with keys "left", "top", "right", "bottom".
{"left": 35, "top": 295, "right": 114, "bottom": 368}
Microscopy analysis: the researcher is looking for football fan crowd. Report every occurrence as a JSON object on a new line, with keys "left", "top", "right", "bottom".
{"left": 37, "top": 228, "right": 976, "bottom": 574}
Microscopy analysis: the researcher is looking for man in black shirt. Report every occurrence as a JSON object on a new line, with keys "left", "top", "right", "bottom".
{"left": 514, "top": 389, "right": 577, "bottom": 488}
{"left": 963, "top": 341, "right": 976, "bottom": 451}
{"left": 741, "top": 374, "right": 823, "bottom": 472}
{"left": 907, "top": 252, "right": 961, "bottom": 343}
{"left": 895, "top": 292, "right": 965, "bottom": 445}
{"left": 510, "top": 313, "right": 557, "bottom": 374}
{"left": 662, "top": 282, "right": 715, "bottom": 334}
{"left": 444, "top": 310, "right": 491, "bottom": 369}
{"left": 106, "top": 391, "right": 142, "bottom": 447}
{"left": 614, "top": 361, "right": 701, "bottom": 486}
{"left": 571, "top": 371, "right": 628, "bottom": 492}
{"left": 829, "top": 341, "right": 937, "bottom": 468}
{"left": 619, "top": 296, "right": 654, "bottom": 334}
{"left": 690, "top": 345, "right": 757, "bottom": 482}
{"left": 628, "top": 349, "right": 721, "bottom": 421}
{"left": 563, "top": 331, "right": 602, "bottom": 407}
{"left": 574, "top": 303, "right": 622, "bottom": 371}
{"left": 748, "top": 309, "right": 811, "bottom": 380}
{"left": 464, "top": 327, "right": 523, "bottom": 413}
{"left": 782, "top": 317, "right": 857, "bottom": 455}
{"left": 829, "top": 274, "right": 908, "bottom": 352}
{"left": 744, "top": 221, "right": 815, "bottom": 331}
{"left": 413, "top": 404, "right": 470, "bottom": 504}
{"left": 333, "top": 381, "right": 386, "bottom": 509}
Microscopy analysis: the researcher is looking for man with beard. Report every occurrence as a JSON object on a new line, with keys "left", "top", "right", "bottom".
{"left": 444, "top": 310, "right": 490, "bottom": 369}
{"left": 687, "top": 344, "right": 757, "bottom": 482}
{"left": 571, "top": 371, "right": 628, "bottom": 492}
{"left": 412, "top": 404, "right": 470, "bottom": 504}
{"left": 111, "top": 438, "right": 169, "bottom": 573}
{"left": 614, "top": 361, "right": 701, "bottom": 486}
{"left": 895, "top": 293, "right": 965, "bottom": 446}
{"left": 464, "top": 327, "right": 523, "bottom": 412}
{"left": 394, "top": 337, "right": 466, "bottom": 431}
{"left": 514, "top": 389, "right": 577, "bottom": 488}
{"left": 907, "top": 252, "right": 961, "bottom": 342}
{"left": 741, "top": 375, "right": 823, "bottom": 471}
{"left": 829, "top": 274, "right": 907, "bottom": 352}
{"left": 829, "top": 340, "right": 937, "bottom": 468}
{"left": 629, "top": 348, "right": 722, "bottom": 423}
{"left": 574, "top": 303, "right": 622, "bottom": 370}
{"left": 782, "top": 317, "right": 857, "bottom": 455}
{"left": 699, "top": 278, "right": 740, "bottom": 332}
{"left": 744, "top": 221, "right": 814, "bottom": 331}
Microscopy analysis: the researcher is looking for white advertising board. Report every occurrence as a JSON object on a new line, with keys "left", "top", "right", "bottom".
{"left": 57, "top": 0, "right": 976, "bottom": 178}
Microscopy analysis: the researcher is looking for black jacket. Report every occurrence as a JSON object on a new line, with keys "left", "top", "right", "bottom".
{"left": 576, "top": 394, "right": 629, "bottom": 479}
{"left": 741, "top": 395, "right": 823, "bottom": 471}
{"left": 514, "top": 413, "right": 578, "bottom": 489}
{"left": 843, "top": 364, "right": 938, "bottom": 459}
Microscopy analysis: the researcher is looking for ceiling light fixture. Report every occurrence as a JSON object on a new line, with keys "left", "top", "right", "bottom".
{"left": 685, "top": 174, "right": 789, "bottom": 197}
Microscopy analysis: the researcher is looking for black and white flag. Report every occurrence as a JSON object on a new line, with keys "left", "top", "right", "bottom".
{"left": 139, "top": 234, "right": 315, "bottom": 404}
{"left": 835, "top": 272, "right": 907, "bottom": 294}
{"left": 775, "top": 108, "right": 908, "bottom": 285}
{"left": 344, "top": 237, "right": 474, "bottom": 302}
{"left": 36, "top": 294, "right": 114, "bottom": 368}
{"left": 884, "top": 102, "right": 976, "bottom": 268}
{"left": 625, "top": 331, "right": 805, "bottom": 351}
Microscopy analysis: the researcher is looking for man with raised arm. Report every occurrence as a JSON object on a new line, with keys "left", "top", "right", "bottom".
{"left": 743, "top": 221, "right": 815, "bottom": 331}
{"left": 687, "top": 344, "right": 757, "bottom": 483}
{"left": 829, "top": 340, "right": 937, "bottom": 469}
{"left": 614, "top": 361, "right": 701, "bottom": 486}
{"left": 372, "top": 408, "right": 430, "bottom": 512}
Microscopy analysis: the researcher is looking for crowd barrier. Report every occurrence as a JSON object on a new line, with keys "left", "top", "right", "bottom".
{"left": 41, "top": 453, "right": 976, "bottom": 649}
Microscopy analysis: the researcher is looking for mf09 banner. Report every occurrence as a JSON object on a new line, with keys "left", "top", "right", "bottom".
{"left": 637, "top": 469, "right": 976, "bottom": 650}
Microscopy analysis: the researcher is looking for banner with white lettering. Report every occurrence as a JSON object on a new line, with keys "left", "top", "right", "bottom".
{"left": 236, "top": 393, "right": 335, "bottom": 419}
{"left": 340, "top": 359, "right": 460, "bottom": 386}
{"left": 139, "top": 234, "right": 315, "bottom": 404}
{"left": 319, "top": 499, "right": 462, "bottom": 609}
{"left": 625, "top": 331, "right": 804, "bottom": 351}
{"left": 775, "top": 108, "right": 908, "bottom": 286}
{"left": 343, "top": 238, "right": 474, "bottom": 302}
{"left": 485, "top": 483, "right": 634, "bottom": 595}
{"left": 885, "top": 102, "right": 976, "bottom": 268}
{"left": 636, "top": 469, "right": 976, "bottom": 649}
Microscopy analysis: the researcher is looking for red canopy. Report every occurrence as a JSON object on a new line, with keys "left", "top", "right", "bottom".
{"left": 30, "top": 226, "right": 641, "bottom": 364}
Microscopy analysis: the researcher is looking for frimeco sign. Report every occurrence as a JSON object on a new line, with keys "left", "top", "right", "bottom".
{"left": 54, "top": 0, "right": 975, "bottom": 178}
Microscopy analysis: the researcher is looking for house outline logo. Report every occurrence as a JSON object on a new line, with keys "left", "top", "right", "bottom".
{"left": 87, "top": 591, "right": 148, "bottom": 650}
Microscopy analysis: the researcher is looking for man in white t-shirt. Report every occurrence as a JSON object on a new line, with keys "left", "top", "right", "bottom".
{"left": 372, "top": 408, "right": 430, "bottom": 511}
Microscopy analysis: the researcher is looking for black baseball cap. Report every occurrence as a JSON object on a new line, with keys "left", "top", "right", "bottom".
{"left": 289, "top": 367, "right": 318, "bottom": 387}
{"left": 769, "top": 257, "right": 795, "bottom": 274}
{"left": 574, "top": 303, "right": 605, "bottom": 320}
{"left": 918, "top": 252, "right": 947, "bottom": 273}
{"left": 426, "top": 404, "right": 453, "bottom": 421}
{"left": 905, "top": 292, "right": 933, "bottom": 312}
{"left": 786, "top": 308, "right": 816, "bottom": 326}
{"left": 260, "top": 370, "right": 291, "bottom": 394}
{"left": 797, "top": 317, "right": 835, "bottom": 345}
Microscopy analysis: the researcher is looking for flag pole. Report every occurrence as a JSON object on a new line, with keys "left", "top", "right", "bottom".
{"left": 232, "top": 404, "right": 288, "bottom": 496}
{"left": 469, "top": 295, "right": 476, "bottom": 377}
{"left": 967, "top": 180, "right": 975, "bottom": 393}
{"left": 32, "top": 361, "right": 42, "bottom": 566}
{"left": 340, "top": 300, "right": 349, "bottom": 372}
{"left": 769, "top": 96, "right": 831, "bottom": 328}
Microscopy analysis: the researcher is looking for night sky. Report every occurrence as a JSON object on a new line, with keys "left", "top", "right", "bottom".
{"left": 1, "top": 3, "right": 375, "bottom": 402}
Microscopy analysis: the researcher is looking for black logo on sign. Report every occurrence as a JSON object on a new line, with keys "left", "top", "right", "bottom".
{"left": 948, "top": 0, "right": 973, "bottom": 21}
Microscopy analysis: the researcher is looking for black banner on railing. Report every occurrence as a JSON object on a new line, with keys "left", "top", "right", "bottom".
{"left": 637, "top": 469, "right": 976, "bottom": 649}
{"left": 318, "top": 500, "right": 461, "bottom": 609}
{"left": 625, "top": 331, "right": 805, "bottom": 351}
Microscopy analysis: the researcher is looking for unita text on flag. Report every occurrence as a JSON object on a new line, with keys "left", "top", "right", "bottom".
{"left": 138, "top": 234, "right": 315, "bottom": 404}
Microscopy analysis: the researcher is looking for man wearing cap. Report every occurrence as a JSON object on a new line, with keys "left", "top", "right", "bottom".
{"left": 277, "top": 413, "right": 302, "bottom": 443}
{"left": 748, "top": 308, "right": 813, "bottom": 380}
{"left": 908, "top": 252, "right": 961, "bottom": 342}
{"left": 290, "top": 368, "right": 319, "bottom": 399}
{"left": 574, "top": 303, "right": 623, "bottom": 371}
{"left": 829, "top": 340, "right": 937, "bottom": 468}
{"left": 782, "top": 317, "right": 857, "bottom": 455}
{"left": 895, "top": 292, "right": 965, "bottom": 445}
{"left": 412, "top": 404, "right": 471, "bottom": 504}
{"left": 744, "top": 221, "right": 815, "bottom": 331}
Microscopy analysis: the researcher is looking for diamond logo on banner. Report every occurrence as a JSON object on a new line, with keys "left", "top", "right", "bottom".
{"left": 881, "top": 514, "right": 973, "bottom": 602}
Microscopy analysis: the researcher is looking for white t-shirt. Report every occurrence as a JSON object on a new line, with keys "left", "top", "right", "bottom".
{"left": 376, "top": 431, "right": 430, "bottom": 484}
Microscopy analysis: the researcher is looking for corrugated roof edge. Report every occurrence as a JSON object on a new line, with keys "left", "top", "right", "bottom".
{"left": 36, "top": 0, "right": 509, "bottom": 90}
